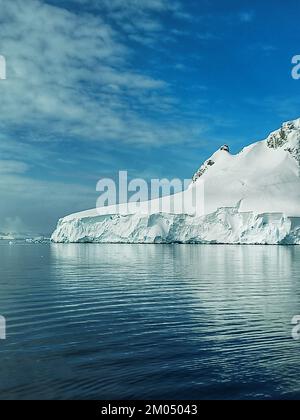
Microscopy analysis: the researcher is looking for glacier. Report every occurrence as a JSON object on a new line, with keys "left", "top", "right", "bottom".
{"left": 52, "top": 119, "right": 300, "bottom": 245}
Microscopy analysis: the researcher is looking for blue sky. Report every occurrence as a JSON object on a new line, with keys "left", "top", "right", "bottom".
{"left": 0, "top": 0, "right": 299, "bottom": 234}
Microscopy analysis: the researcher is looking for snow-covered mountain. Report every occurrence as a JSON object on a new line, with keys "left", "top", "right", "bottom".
{"left": 52, "top": 119, "right": 300, "bottom": 244}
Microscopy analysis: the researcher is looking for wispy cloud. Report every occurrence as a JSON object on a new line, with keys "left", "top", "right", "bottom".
{"left": 0, "top": 160, "right": 29, "bottom": 175}
{"left": 196, "top": 32, "right": 220, "bottom": 41}
{"left": 245, "top": 96, "right": 300, "bottom": 121}
{"left": 0, "top": 0, "right": 200, "bottom": 147}
{"left": 248, "top": 43, "right": 278, "bottom": 56}
{"left": 239, "top": 11, "right": 255, "bottom": 23}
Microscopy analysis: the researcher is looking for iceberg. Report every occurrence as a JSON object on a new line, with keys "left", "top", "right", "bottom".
{"left": 52, "top": 119, "right": 300, "bottom": 244}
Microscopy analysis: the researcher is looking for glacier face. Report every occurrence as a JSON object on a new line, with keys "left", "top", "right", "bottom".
{"left": 51, "top": 206, "right": 300, "bottom": 245}
{"left": 52, "top": 119, "right": 300, "bottom": 245}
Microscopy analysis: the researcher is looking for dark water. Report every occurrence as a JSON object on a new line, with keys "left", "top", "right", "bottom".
{"left": 0, "top": 243, "right": 300, "bottom": 400}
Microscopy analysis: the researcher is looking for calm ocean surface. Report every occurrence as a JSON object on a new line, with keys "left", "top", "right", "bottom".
{"left": 0, "top": 243, "right": 300, "bottom": 400}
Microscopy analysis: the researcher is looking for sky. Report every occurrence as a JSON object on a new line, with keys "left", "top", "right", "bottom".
{"left": 0, "top": 0, "right": 300, "bottom": 235}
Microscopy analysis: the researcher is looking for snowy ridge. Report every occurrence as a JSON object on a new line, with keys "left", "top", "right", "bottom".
{"left": 52, "top": 118, "right": 300, "bottom": 244}
{"left": 192, "top": 144, "right": 229, "bottom": 182}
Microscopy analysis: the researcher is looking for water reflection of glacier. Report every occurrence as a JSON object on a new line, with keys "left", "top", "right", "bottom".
{"left": 50, "top": 244, "right": 300, "bottom": 329}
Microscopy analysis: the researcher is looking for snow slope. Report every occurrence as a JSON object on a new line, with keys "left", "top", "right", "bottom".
{"left": 52, "top": 119, "right": 300, "bottom": 244}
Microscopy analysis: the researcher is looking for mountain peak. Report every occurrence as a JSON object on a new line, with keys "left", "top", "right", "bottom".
{"left": 220, "top": 144, "right": 230, "bottom": 152}
{"left": 266, "top": 119, "right": 300, "bottom": 163}
{"left": 267, "top": 119, "right": 300, "bottom": 147}
{"left": 192, "top": 145, "right": 232, "bottom": 183}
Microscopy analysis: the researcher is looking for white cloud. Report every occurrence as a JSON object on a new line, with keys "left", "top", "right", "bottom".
{"left": 239, "top": 11, "right": 255, "bottom": 23}
{"left": 0, "top": 160, "right": 29, "bottom": 174}
{"left": 68, "top": 0, "right": 185, "bottom": 22}
{"left": 245, "top": 96, "right": 300, "bottom": 121}
{"left": 0, "top": 0, "right": 200, "bottom": 146}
